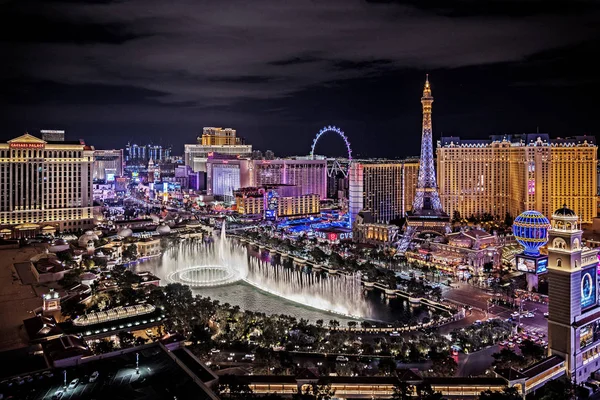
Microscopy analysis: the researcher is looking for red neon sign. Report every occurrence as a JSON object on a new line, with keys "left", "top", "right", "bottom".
{"left": 10, "top": 143, "right": 45, "bottom": 149}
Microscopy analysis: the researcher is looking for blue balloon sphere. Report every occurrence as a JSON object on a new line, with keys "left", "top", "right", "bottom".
{"left": 512, "top": 210, "right": 550, "bottom": 256}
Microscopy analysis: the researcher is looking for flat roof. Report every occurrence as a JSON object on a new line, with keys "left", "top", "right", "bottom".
{"left": 2, "top": 344, "right": 218, "bottom": 400}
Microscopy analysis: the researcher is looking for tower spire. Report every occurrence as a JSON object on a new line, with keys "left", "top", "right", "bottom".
{"left": 405, "top": 75, "right": 449, "bottom": 234}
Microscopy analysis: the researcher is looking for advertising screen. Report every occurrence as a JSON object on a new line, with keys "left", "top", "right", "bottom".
{"left": 516, "top": 256, "right": 536, "bottom": 273}
{"left": 581, "top": 266, "right": 598, "bottom": 310}
{"left": 536, "top": 258, "right": 548, "bottom": 274}
{"left": 580, "top": 321, "right": 600, "bottom": 349}
{"left": 265, "top": 191, "right": 278, "bottom": 220}
{"left": 106, "top": 173, "right": 115, "bottom": 182}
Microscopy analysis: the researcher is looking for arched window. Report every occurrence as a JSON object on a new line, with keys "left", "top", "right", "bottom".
{"left": 553, "top": 237, "right": 567, "bottom": 250}
{"left": 573, "top": 238, "right": 581, "bottom": 249}
{"left": 557, "top": 258, "right": 562, "bottom": 267}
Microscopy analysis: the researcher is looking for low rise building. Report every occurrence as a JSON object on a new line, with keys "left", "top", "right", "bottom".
{"left": 135, "top": 237, "right": 161, "bottom": 258}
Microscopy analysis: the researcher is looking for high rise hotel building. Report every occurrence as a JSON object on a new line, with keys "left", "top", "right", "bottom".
{"left": 349, "top": 160, "right": 419, "bottom": 224}
{"left": 0, "top": 133, "right": 94, "bottom": 237}
{"left": 437, "top": 134, "right": 597, "bottom": 223}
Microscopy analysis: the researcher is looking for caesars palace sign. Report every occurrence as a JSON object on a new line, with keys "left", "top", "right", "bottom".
{"left": 9, "top": 143, "right": 45, "bottom": 149}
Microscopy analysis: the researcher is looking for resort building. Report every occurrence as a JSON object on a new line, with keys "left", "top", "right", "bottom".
{"left": 184, "top": 127, "right": 252, "bottom": 173}
{"left": 0, "top": 133, "right": 95, "bottom": 236}
{"left": 348, "top": 160, "right": 419, "bottom": 224}
{"left": 437, "top": 134, "right": 597, "bottom": 223}
{"left": 253, "top": 158, "right": 328, "bottom": 200}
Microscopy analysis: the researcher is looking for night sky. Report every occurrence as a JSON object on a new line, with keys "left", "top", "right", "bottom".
{"left": 1, "top": 0, "right": 598, "bottom": 158}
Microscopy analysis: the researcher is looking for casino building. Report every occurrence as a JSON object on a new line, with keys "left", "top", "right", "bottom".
{"left": 0, "top": 133, "right": 95, "bottom": 237}
{"left": 547, "top": 205, "right": 600, "bottom": 381}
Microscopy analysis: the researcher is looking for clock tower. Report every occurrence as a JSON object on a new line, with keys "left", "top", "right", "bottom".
{"left": 548, "top": 204, "right": 600, "bottom": 380}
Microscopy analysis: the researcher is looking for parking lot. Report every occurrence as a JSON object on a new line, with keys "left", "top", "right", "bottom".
{"left": 1, "top": 347, "right": 212, "bottom": 400}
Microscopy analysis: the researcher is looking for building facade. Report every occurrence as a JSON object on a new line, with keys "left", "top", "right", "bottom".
{"left": 437, "top": 134, "right": 597, "bottom": 223}
{"left": 234, "top": 185, "right": 319, "bottom": 219}
{"left": 206, "top": 158, "right": 253, "bottom": 201}
{"left": 253, "top": 158, "right": 328, "bottom": 200}
{"left": 126, "top": 143, "right": 172, "bottom": 163}
{"left": 547, "top": 205, "right": 600, "bottom": 381}
{"left": 348, "top": 160, "right": 419, "bottom": 224}
{"left": 0, "top": 133, "right": 94, "bottom": 235}
{"left": 92, "top": 149, "right": 123, "bottom": 182}
{"left": 184, "top": 127, "right": 252, "bottom": 173}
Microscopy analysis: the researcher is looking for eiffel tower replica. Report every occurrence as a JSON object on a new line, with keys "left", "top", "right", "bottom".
{"left": 405, "top": 76, "right": 450, "bottom": 236}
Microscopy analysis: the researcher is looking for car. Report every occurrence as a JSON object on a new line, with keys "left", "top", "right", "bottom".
{"left": 507, "top": 342, "right": 515, "bottom": 348}
{"left": 511, "top": 311, "right": 520, "bottom": 317}
{"left": 474, "top": 320, "right": 482, "bottom": 325}
{"left": 52, "top": 391, "right": 64, "bottom": 400}
{"left": 13, "top": 377, "right": 24, "bottom": 386}
{"left": 210, "top": 348, "right": 221, "bottom": 353}
{"left": 227, "top": 356, "right": 233, "bottom": 361}
{"left": 525, "top": 313, "right": 534, "bottom": 318}
{"left": 543, "top": 312, "right": 549, "bottom": 318}
{"left": 43, "top": 371, "right": 54, "bottom": 378}
{"left": 68, "top": 378, "right": 79, "bottom": 390}
{"left": 499, "top": 341, "right": 508, "bottom": 346}
{"left": 336, "top": 356, "right": 349, "bottom": 362}
{"left": 244, "top": 354, "right": 255, "bottom": 360}
{"left": 23, "top": 375, "right": 33, "bottom": 383}
{"left": 516, "top": 338, "right": 523, "bottom": 344}
{"left": 389, "top": 331, "right": 400, "bottom": 337}
{"left": 89, "top": 371, "right": 99, "bottom": 382}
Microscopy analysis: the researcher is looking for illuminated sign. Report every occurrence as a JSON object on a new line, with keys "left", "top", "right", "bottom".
{"left": 106, "top": 173, "right": 115, "bottom": 182}
{"left": 40, "top": 130, "right": 65, "bottom": 134}
{"left": 265, "top": 190, "right": 278, "bottom": 220}
{"left": 581, "top": 266, "right": 597, "bottom": 310}
{"left": 580, "top": 321, "right": 600, "bottom": 349}
{"left": 516, "top": 256, "right": 536, "bottom": 273}
{"left": 516, "top": 255, "right": 548, "bottom": 275}
{"left": 536, "top": 258, "right": 548, "bottom": 274}
{"left": 315, "top": 230, "right": 353, "bottom": 241}
{"left": 10, "top": 142, "right": 45, "bottom": 149}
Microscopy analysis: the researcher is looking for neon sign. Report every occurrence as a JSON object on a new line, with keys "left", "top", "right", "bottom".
{"left": 10, "top": 143, "right": 45, "bottom": 149}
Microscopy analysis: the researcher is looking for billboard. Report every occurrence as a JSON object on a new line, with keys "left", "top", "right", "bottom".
{"left": 580, "top": 321, "right": 600, "bottom": 349}
{"left": 536, "top": 258, "right": 548, "bottom": 274}
{"left": 516, "top": 255, "right": 548, "bottom": 275}
{"left": 581, "top": 266, "right": 597, "bottom": 310}
{"left": 265, "top": 190, "right": 278, "bottom": 220}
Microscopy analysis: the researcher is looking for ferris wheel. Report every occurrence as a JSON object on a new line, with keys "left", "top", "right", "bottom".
{"left": 310, "top": 126, "right": 352, "bottom": 177}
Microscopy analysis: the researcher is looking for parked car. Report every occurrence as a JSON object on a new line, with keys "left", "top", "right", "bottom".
{"left": 336, "top": 356, "right": 349, "bottom": 362}
{"left": 89, "top": 371, "right": 99, "bottom": 383}
{"left": 68, "top": 378, "right": 79, "bottom": 390}
{"left": 52, "top": 391, "right": 64, "bottom": 400}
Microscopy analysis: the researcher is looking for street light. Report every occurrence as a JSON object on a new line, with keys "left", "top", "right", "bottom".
{"left": 63, "top": 370, "right": 67, "bottom": 388}
{"left": 136, "top": 352, "right": 140, "bottom": 374}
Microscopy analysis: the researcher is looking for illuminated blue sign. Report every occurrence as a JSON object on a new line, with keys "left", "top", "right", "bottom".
{"left": 265, "top": 190, "right": 278, "bottom": 220}
{"left": 536, "top": 258, "right": 548, "bottom": 274}
{"left": 581, "top": 267, "right": 597, "bottom": 310}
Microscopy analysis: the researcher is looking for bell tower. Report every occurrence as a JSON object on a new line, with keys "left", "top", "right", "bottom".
{"left": 548, "top": 204, "right": 600, "bottom": 380}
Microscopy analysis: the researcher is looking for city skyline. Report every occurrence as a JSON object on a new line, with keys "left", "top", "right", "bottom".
{"left": 2, "top": 1, "right": 599, "bottom": 157}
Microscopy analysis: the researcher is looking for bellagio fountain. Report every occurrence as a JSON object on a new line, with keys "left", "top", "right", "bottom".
{"left": 154, "top": 222, "right": 369, "bottom": 318}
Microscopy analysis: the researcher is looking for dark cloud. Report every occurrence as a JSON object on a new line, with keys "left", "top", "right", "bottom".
{"left": 1, "top": 0, "right": 598, "bottom": 156}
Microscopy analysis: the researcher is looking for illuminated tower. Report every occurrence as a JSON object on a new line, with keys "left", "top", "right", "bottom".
{"left": 405, "top": 76, "right": 450, "bottom": 235}
{"left": 547, "top": 205, "right": 600, "bottom": 380}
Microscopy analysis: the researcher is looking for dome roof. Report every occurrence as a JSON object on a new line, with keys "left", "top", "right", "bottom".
{"left": 156, "top": 223, "right": 171, "bottom": 235}
{"left": 554, "top": 203, "right": 576, "bottom": 217}
{"left": 118, "top": 228, "right": 133, "bottom": 238}
{"left": 78, "top": 231, "right": 99, "bottom": 247}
